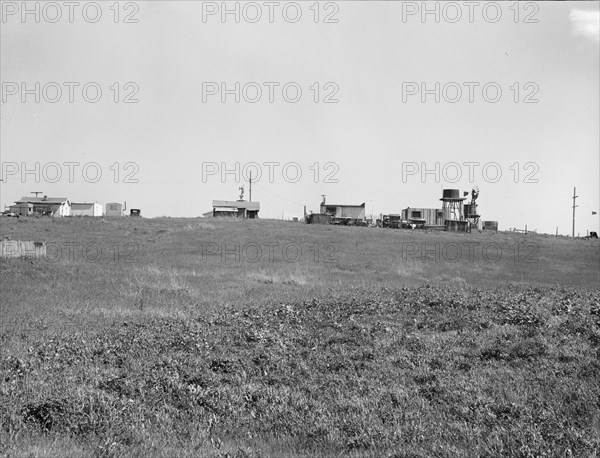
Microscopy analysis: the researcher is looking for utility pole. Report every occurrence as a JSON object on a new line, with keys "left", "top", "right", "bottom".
{"left": 572, "top": 187, "right": 578, "bottom": 238}
{"left": 31, "top": 191, "right": 43, "bottom": 198}
{"left": 249, "top": 172, "right": 252, "bottom": 202}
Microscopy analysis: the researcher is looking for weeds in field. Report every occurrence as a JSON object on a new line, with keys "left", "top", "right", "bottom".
{"left": 1, "top": 218, "right": 599, "bottom": 457}
{"left": 396, "top": 259, "right": 425, "bottom": 279}
{"left": 1, "top": 285, "right": 599, "bottom": 457}
{"left": 247, "top": 265, "right": 315, "bottom": 286}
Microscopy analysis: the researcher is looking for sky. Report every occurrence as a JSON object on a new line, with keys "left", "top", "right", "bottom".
{"left": 1, "top": 1, "right": 599, "bottom": 235}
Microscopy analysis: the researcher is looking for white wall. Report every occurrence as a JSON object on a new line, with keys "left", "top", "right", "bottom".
{"left": 71, "top": 203, "right": 102, "bottom": 216}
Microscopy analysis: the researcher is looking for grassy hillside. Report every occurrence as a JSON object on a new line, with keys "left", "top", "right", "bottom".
{"left": 1, "top": 217, "right": 599, "bottom": 457}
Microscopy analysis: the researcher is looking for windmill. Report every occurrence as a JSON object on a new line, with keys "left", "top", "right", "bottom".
{"left": 465, "top": 186, "right": 480, "bottom": 230}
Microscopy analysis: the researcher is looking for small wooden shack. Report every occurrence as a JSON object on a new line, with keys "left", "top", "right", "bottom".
{"left": 212, "top": 200, "right": 260, "bottom": 218}
{"left": 71, "top": 202, "right": 103, "bottom": 217}
{"left": 482, "top": 221, "right": 499, "bottom": 232}
{"left": 401, "top": 207, "right": 444, "bottom": 226}
{"left": 307, "top": 213, "right": 332, "bottom": 224}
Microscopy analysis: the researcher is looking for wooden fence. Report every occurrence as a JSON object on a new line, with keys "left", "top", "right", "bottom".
{"left": 0, "top": 241, "right": 47, "bottom": 258}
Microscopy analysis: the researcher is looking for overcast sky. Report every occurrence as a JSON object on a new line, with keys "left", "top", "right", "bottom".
{"left": 1, "top": 1, "right": 598, "bottom": 234}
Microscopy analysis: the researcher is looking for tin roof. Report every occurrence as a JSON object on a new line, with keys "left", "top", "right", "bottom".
{"left": 71, "top": 202, "right": 99, "bottom": 208}
{"left": 212, "top": 200, "right": 260, "bottom": 210}
{"left": 320, "top": 202, "right": 365, "bottom": 208}
{"left": 16, "top": 197, "right": 68, "bottom": 204}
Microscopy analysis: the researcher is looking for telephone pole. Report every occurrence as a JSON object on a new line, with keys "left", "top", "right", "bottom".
{"left": 249, "top": 172, "right": 252, "bottom": 202}
{"left": 572, "top": 187, "right": 578, "bottom": 237}
{"left": 31, "top": 191, "right": 43, "bottom": 198}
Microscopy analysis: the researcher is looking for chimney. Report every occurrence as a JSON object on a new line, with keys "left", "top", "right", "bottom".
{"left": 321, "top": 194, "right": 326, "bottom": 205}
{"left": 43, "top": 195, "right": 47, "bottom": 201}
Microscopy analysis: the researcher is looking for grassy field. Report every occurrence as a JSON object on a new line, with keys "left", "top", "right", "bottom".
{"left": 1, "top": 216, "right": 599, "bottom": 457}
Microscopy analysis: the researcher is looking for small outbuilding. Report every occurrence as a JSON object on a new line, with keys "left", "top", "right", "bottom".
{"left": 9, "top": 202, "right": 33, "bottom": 217}
{"left": 319, "top": 197, "right": 365, "bottom": 222}
{"left": 482, "top": 221, "right": 499, "bottom": 232}
{"left": 307, "top": 213, "right": 332, "bottom": 225}
{"left": 71, "top": 202, "right": 103, "bottom": 217}
{"left": 105, "top": 202, "right": 123, "bottom": 217}
{"left": 401, "top": 207, "right": 444, "bottom": 227}
{"left": 212, "top": 200, "right": 260, "bottom": 218}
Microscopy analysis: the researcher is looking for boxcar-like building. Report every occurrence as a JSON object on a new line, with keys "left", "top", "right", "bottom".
{"left": 401, "top": 207, "right": 444, "bottom": 226}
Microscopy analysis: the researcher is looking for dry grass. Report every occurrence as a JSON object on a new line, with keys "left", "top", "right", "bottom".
{"left": 1, "top": 217, "right": 599, "bottom": 457}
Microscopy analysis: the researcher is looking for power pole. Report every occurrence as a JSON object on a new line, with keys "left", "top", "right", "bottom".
{"left": 31, "top": 191, "right": 43, "bottom": 198}
{"left": 249, "top": 172, "right": 252, "bottom": 202}
{"left": 572, "top": 187, "right": 578, "bottom": 238}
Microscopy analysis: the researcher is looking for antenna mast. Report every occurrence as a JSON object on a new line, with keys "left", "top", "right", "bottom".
{"left": 572, "top": 187, "right": 578, "bottom": 237}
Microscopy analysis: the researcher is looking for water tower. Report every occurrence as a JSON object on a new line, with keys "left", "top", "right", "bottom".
{"left": 441, "top": 189, "right": 469, "bottom": 232}
{"left": 440, "top": 189, "right": 466, "bottom": 222}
